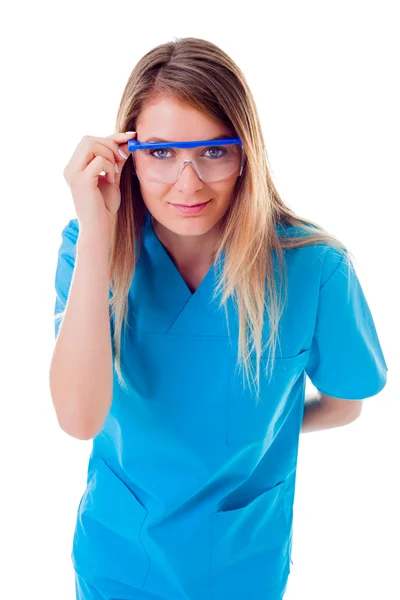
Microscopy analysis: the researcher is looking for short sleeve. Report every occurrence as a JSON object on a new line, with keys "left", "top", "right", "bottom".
{"left": 54, "top": 219, "right": 79, "bottom": 339}
{"left": 305, "top": 248, "right": 388, "bottom": 400}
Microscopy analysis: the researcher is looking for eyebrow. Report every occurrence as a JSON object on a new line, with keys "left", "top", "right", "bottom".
{"left": 143, "top": 134, "right": 232, "bottom": 143}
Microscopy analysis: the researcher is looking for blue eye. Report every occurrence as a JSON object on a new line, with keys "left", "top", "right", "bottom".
{"left": 147, "top": 146, "right": 227, "bottom": 160}
{"left": 148, "top": 148, "right": 173, "bottom": 159}
{"left": 205, "top": 146, "right": 226, "bottom": 159}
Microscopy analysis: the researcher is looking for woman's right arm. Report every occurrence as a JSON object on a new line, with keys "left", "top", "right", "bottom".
{"left": 49, "top": 230, "right": 113, "bottom": 440}
{"left": 49, "top": 130, "right": 135, "bottom": 440}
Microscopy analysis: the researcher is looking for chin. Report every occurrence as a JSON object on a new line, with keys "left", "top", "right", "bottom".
{"left": 171, "top": 219, "right": 215, "bottom": 235}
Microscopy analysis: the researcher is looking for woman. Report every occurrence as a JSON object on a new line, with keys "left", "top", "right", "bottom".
{"left": 50, "top": 37, "right": 388, "bottom": 600}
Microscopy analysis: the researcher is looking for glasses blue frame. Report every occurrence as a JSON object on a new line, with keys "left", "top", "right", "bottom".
{"left": 127, "top": 136, "right": 243, "bottom": 151}
{"left": 127, "top": 136, "right": 245, "bottom": 182}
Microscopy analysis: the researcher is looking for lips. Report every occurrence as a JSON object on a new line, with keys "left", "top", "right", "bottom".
{"left": 171, "top": 200, "right": 211, "bottom": 207}
{"left": 169, "top": 199, "right": 211, "bottom": 215}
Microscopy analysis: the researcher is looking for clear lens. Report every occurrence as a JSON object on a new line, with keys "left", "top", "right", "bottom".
{"left": 133, "top": 143, "right": 243, "bottom": 184}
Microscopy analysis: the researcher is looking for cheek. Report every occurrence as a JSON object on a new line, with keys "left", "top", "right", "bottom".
{"left": 208, "top": 178, "right": 237, "bottom": 198}
{"left": 214, "top": 181, "right": 238, "bottom": 206}
{"left": 139, "top": 183, "right": 169, "bottom": 203}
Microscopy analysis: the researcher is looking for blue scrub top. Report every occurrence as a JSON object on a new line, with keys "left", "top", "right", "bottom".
{"left": 54, "top": 210, "right": 388, "bottom": 600}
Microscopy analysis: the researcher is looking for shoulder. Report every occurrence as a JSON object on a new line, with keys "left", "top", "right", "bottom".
{"left": 60, "top": 217, "right": 79, "bottom": 238}
{"left": 58, "top": 218, "right": 79, "bottom": 257}
{"left": 275, "top": 219, "right": 350, "bottom": 287}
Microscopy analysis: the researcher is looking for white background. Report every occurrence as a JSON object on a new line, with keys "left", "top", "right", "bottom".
{"left": 2, "top": 1, "right": 398, "bottom": 598}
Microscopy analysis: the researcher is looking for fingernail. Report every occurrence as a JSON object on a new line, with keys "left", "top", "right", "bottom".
{"left": 118, "top": 148, "right": 128, "bottom": 159}
{"left": 124, "top": 131, "right": 136, "bottom": 135}
{"left": 115, "top": 163, "right": 119, "bottom": 173}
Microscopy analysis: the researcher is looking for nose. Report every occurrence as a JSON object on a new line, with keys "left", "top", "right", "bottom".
{"left": 174, "top": 160, "right": 204, "bottom": 190}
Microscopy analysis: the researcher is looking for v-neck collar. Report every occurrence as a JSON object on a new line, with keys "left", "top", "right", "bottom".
{"left": 136, "top": 209, "right": 228, "bottom": 336}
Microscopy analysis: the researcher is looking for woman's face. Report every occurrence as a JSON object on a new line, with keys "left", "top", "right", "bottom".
{"left": 134, "top": 95, "right": 241, "bottom": 238}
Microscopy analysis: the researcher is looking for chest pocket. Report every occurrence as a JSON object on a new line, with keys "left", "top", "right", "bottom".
{"left": 226, "top": 349, "right": 310, "bottom": 447}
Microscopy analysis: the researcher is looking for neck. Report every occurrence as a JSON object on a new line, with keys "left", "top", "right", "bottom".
{"left": 151, "top": 216, "right": 219, "bottom": 268}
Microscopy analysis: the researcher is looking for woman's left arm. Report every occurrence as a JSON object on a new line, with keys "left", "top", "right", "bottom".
{"left": 301, "top": 392, "right": 363, "bottom": 433}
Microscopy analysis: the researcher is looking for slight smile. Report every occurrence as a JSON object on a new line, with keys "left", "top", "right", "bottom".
{"left": 169, "top": 200, "right": 212, "bottom": 214}
{"left": 170, "top": 200, "right": 211, "bottom": 207}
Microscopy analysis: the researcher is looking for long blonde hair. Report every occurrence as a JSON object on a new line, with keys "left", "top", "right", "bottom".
{"left": 94, "top": 37, "right": 353, "bottom": 400}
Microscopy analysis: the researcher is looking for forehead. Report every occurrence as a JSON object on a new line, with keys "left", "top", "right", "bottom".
{"left": 136, "top": 96, "right": 234, "bottom": 142}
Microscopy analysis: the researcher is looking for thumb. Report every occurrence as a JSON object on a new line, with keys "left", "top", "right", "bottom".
{"left": 115, "top": 141, "right": 131, "bottom": 186}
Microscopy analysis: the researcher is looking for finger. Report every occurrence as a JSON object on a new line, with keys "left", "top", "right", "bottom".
{"left": 113, "top": 142, "right": 132, "bottom": 185}
{"left": 86, "top": 155, "right": 116, "bottom": 185}
{"left": 107, "top": 131, "right": 136, "bottom": 162}
{"left": 107, "top": 131, "right": 136, "bottom": 140}
{"left": 116, "top": 141, "right": 130, "bottom": 159}
{"left": 89, "top": 132, "right": 136, "bottom": 165}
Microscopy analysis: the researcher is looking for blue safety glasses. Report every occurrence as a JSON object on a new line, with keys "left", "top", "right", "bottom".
{"left": 127, "top": 137, "right": 245, "bottom": 184}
